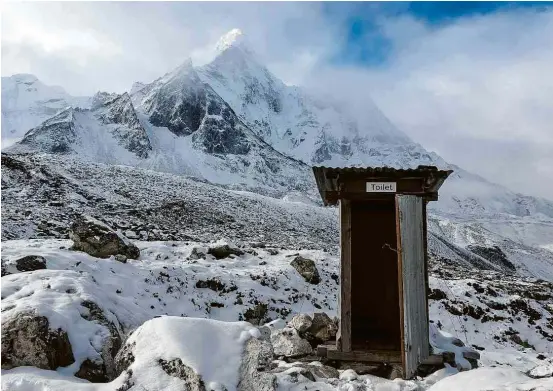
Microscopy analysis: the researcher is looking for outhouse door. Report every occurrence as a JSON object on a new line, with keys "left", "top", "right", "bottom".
{"left": 396, "top": 195, "right": 430, "bottom": 378}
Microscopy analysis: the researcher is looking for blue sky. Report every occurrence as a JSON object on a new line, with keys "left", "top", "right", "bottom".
{"left": 327, "top": 1, "right": 553, "bottom": 66}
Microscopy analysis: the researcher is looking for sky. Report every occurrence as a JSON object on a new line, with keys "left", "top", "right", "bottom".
{"left": 2, "top": 1, "right": 553, "bottom": 200}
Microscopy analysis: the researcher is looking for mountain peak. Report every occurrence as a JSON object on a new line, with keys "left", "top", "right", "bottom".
{"left": 215, "top": 28, "right": 247, "bottom": 52}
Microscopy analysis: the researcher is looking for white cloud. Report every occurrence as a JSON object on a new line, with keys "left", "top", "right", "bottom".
{"left": 1, "top": 3, "right": 552, "bottom": 199}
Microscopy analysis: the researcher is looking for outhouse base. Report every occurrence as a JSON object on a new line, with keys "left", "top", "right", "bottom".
{"left": 316, "top": 344, "right": 453, "bottom": 380}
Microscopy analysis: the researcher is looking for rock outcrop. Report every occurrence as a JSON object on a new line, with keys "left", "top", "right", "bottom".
{"left": 270, "top": 327, "right": 313, "bottom": 358}
{"left": 290, "top": 256, "right": 320, "bottom": 284}
{"left": 208, "top": 244, "right": 245, "bottom": 259}
{"left": 70, "top": 215, "right": 140, "bottom": 259}
{"left": 1, "top": 313, "right": 75, "bottom": 370}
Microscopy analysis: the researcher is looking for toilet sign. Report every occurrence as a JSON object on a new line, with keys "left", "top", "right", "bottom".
{"left": 366, "top": 182, "right": 396, "bottom": 193}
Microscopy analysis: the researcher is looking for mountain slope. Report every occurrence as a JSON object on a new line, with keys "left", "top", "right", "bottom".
{"left": 8, "top": 92, "right": 152, "bottom": 161}
{"left": 1, "top": 74, "right": 90, "bottom": 147}
{"left": 5, "top": 64, "right": 313, "bottom": 195}
{"left": 198, "top": 30, "right": 436, "bottom": 168}
{"left": 3, "top": 31, "right": 553, "bottom": 228}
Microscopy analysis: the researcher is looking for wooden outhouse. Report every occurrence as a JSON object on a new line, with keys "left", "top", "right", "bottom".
{"left": 312, "top": 165, "right": 452, "bottom": 378}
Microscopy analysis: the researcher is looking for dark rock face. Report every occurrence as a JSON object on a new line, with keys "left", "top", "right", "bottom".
{"left": 69, "top": 216, "right": 140, "bottom": 259}
{"left": 1, "top": 313, "right": 75, "bottom": 370}
{"left": 290, "top": 256, "right": 320, "bottom": 284}
{"left": 467, "top": 245, "right": 516, "bottom": 272}
{"left": 97, "top": 93, "right": 152, "bottom": 158}
{"left": 19, "top": 108, "right": 77, "bottom": 154}
{"left": 305, "top": 313, "right": 337, "bottom": 345}
{"left": 208, "top": 244, "right": 245, "bottom": 259}
{"left": 75, "top": 359, "right": 110, "bottom": 382}
{"left": 14, "top": 255, "right": 47, "bottom": 272}
{"left": 243, "top": 302, "right": 269, "bottom": 325}
{"left": 288, "top": 313, "right": 337, "bottom": 347}
{"left": 143, "top": 63, "right": 252, "bottom": 155}
{"left": 114, "top": 341, "right": 136, "bottom": 376}
{"left": 192, "top": 90, "right": 251, "bottom": 155}
{"left": 143, "top": 63, "right": 207, "bottom": 137}
{"left": 158, "top": 358, "right": 207, "bottom": 391}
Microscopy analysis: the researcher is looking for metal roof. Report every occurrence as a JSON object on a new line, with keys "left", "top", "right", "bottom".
{"left": 312, "top": 165, "right": 453, "bottom": 205}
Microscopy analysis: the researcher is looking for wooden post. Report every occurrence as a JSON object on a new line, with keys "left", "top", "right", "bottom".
{"left": 338, "top": 199, "right": 352, "bottom": 352}
{"left": 423, "top": 201, "right": 430, "bottom": 329}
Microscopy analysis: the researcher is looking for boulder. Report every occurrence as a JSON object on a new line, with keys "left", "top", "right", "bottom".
{"left": 208, "top": 244, "right": 245, "bottom": 259}
{"left": 290, "top": 256, "right": 320, "bottom": 284}
{"left": 70, "top": 215, "right": 140, "bottom": 259}
{"left": 527, "top": 363, "right": 553, "bottom": 379}
{"left": 271, "top": 327, "right": 312, "bottom": 358}
{"left": 287, "top": 314, "right": 312, "bottom": 334}
{"left": 305, "top": 312, "right": 337, "bottom": 344}
{"left": 1, "top": 312, "right": 75, "bottom": 370}
{"left": 14, "top": 255, "right": 47, "bottom": 272}
{"left": 114, "top": 254, "right": 127, "bottom": 263}
{"left": 237, "top": 337, "right": 277, "bottom": 391}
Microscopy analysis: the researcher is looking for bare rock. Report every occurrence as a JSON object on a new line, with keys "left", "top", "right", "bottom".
{"left": 70, "top": 215, "right": 140, "bottom": 259}
{"left": 271, "top": 327, "right": 312, "bottom": 358}
{"left": 305, "top": 312, "right": 337, "bottom": 344}
{"left": 290, "top": 256, "right": 320, "bottom": 284}
{"left": 208, "top": 244, "right": 245, "bottom": 259}
{"left": 1, "top": 312, "right": 75, "bottom": 370}
{"left": 14, "top": 255, "right": 47, "bottom": 272}
{"left": 243, "top": 303, "right": 269, "bottom": 326}
{"left": 159, "top": 358, "right": 207, "bottom": 391}
{"left": 114, "top": 254, "right": 127, "bottom": 263}
{"left": 287, "top": 314, "right": 313, "bottom": 334}
{"left": 114, "top": 341, "right": 136, "bottom": 376}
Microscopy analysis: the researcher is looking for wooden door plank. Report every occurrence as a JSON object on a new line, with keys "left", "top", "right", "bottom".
{"left": 338, "top": 199, "right": 352, "bottom": 352}
{"left": 396, "top": 195, "right": 430, "bottom": 379}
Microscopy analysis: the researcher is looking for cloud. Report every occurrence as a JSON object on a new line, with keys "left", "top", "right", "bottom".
{"left": 303, "top": 8, "right": 553, "bottom": 200}
{"left": 1, "top": 2, "right": 341, "bottom": 94}
{"left": 2, "top": 3, "right": 552, "bottom": 199}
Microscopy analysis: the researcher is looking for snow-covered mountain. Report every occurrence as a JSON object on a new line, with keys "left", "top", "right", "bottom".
{"left": 2, "top": 29, "right": 553, "bottom": 243}
{"left": 1, "top": 74, "right": 90, "bottom": 147}
{"left": 199, "top": 29, "right": 436, "bottom": 168}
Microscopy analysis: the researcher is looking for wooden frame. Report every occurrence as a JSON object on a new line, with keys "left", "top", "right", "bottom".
{"left": 337, "top": 199, "right": 352, "bottom": 352}
{"left": 312, "top": 166, "right": 452, "bottom": 379}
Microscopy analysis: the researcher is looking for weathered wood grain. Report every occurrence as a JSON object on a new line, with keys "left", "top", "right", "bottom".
{"left": 338, "top": 198, "right": 352, "bottom": 352}
{"left": 396, "top": 195, "right": 430, "bottom": 379}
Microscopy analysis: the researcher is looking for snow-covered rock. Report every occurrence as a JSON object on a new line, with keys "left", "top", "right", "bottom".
{"left": 113, "top": 316, "right": 262, "bottom": 391}
{"left": 1, "top": 74, "right": 90, "bottom": 147}
{"left": 426, "top": 367, "right": 553, "bottom": 391}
